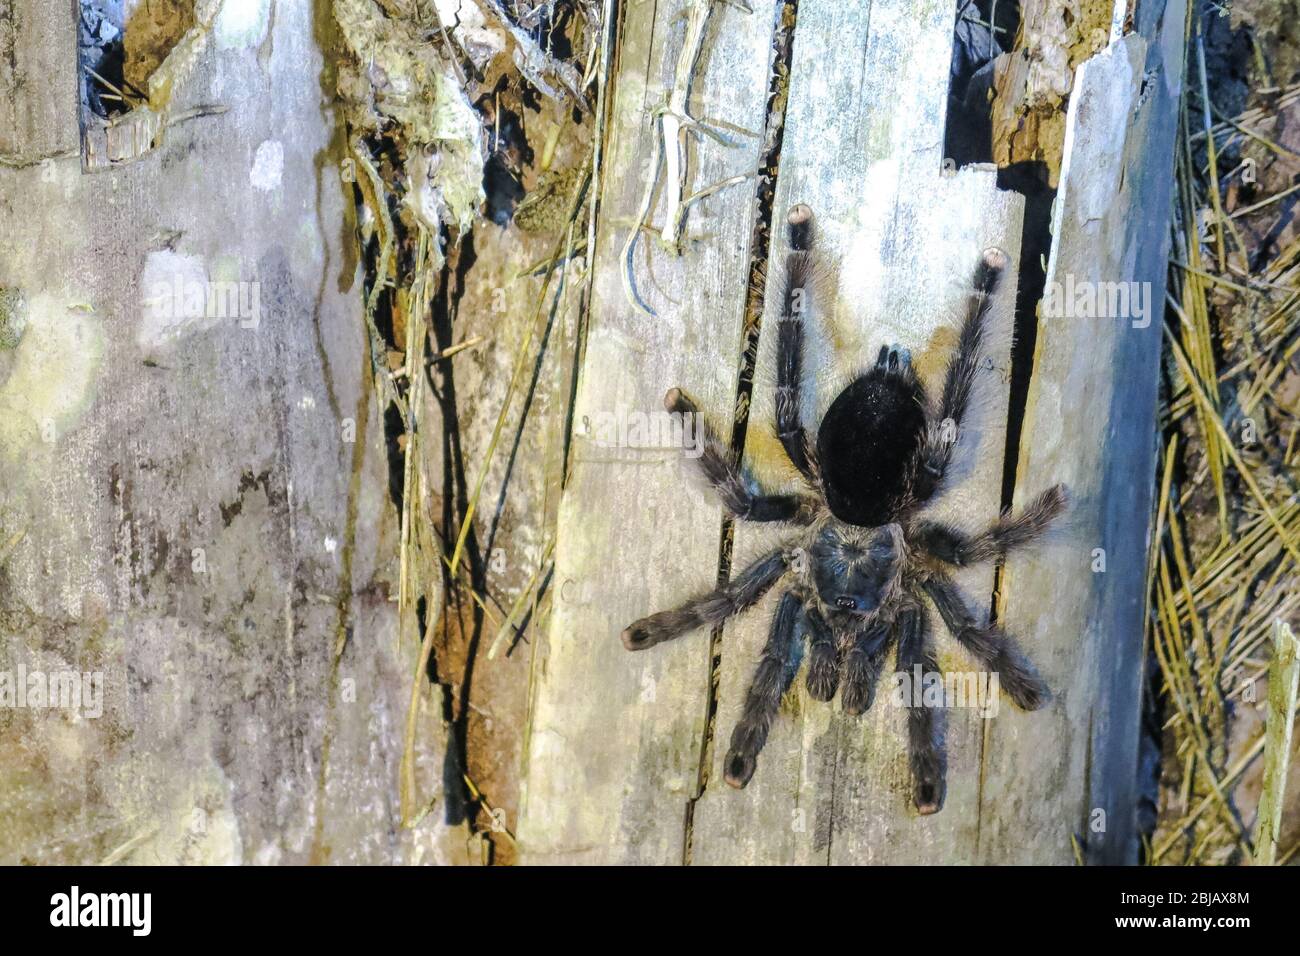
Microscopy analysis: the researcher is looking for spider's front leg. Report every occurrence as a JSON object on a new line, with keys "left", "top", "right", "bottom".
{"left": 621, "top": 548, "right": 790, "bottom": 651}
{"left": 897, "top": 605, "right": 946, "bottom": 815}
{"left": 913, "top": 247, "right": 1009, "bottom": 502}
{"left": 921, "top": 571, "right": 1048, "bottom": 710}
{"left": 724, "top": 591, "right": 804, "bottom": 789}
{"left": 663, "top": 387, "right": 816, "bottom": 524}
{"left": 774, "top": 203, "right": 819, "bottom": 482}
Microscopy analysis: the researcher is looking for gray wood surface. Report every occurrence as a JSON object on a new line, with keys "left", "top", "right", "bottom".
{"left": 516, "top": 0, "right": 781, "bottom": 863}
{"left": 0, "top": 0, "right": 464, "bottom": 864}
{"left": 518, "top": 0, "right": 1183, "bottom": 865}
{"left": 0, "top": 0, "right": 79, "bottom": 162}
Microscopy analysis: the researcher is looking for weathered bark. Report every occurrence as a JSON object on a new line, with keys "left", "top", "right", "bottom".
{"left": 0, "top": 1, "right": 465, "bottom": 864}
{"left": 986, "top": 0, "right": 1186, "bottom": 864}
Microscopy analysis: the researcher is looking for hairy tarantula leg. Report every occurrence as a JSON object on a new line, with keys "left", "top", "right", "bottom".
{"left": 774, "top": 203, "right": 819, "bottom": 483}
{"left": 621, "top": 549, "right": 789, "bottom": 651}
{"left": 724, "top": 592, "right": 804, "bottom": 789}
{"left": 804, "top": 606, "right": 839, "bottom": 702}
{"left": 914, "top": 484, "right": 1067, "bottom": 567}
{"left": 897, "top": 606, "right": 946, "bottom": 815}
{"left": 896, "top": 607, "right": 946, "bottom": 814}
{"left": 663, "top": 388, "right": 816, "bottom": 523}
{"left": 913, "top": 247, "right": 1009, "bottom": 502}
{"left": 921, "top": 572, "right": 1049, "bottom": 710}
{"left": 840, "top": 618, "right": 891, "bottom": 716}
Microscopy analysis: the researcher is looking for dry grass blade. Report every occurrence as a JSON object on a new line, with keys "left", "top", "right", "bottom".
{"left": 448, "top": 160, "right": 591, "bottom": 576}
{"left": 1151, "top": 21, "right": 1300, "bottom": 861}
{"left": 399, "top": 571, "right": 445, "bottom": 828}
{"left": 486, "top": 537, "right": 555, "bottom": 661}
{"left": 1163, "top": 326, "right": 1300, "bottom": 566}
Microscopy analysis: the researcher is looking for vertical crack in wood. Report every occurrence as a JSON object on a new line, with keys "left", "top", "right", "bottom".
{"left": 682, "top": 0, "right": 800, "bottom": 866}
{"left": 556, "top": 0, "right": 622, "bottom": 493}
{"left": 1080, "top": 707, "right": 1095, "bottom": 862}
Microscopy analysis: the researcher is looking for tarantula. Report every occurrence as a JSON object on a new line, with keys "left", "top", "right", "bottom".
{"left": 621, "top": 204, "right": 1067, "bottom": 814}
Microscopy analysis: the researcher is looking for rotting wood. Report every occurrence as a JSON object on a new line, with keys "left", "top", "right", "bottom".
{"left": 989, "top": 0, "right": 1118, "bottom": 189}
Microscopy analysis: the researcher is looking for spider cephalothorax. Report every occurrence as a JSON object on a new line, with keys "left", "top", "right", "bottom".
{"left": 621, "top": 204, "right": 1066, "bottom": 815}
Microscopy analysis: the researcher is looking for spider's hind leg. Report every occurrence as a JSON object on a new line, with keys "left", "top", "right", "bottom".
{"left": 914, "top": 484, "right": 1067, "bottom": 568}
{"left": 622, "top": 548, "right": 789, "bottom": 651}
{"left": 921, "top": 571, "right": 1049, "bottom": 710}
{"left": 724, "top": 591, "right": 805, "bottom": 788}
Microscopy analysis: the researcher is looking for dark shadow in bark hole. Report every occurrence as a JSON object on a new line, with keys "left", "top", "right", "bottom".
{"left": 78, "top": 2, "right": 132, "bottom": 120}
{"left": 344, "top": 134, "right": 408, "bottom": 512}
{"left": 940, "top": 1, "right": 1052, "bottom": 514}
{"left": 995, "top": 160, "right": 1055, "bottom": 514}
{"left": 480, "top": 90, "right": 532, "bottom": 226}
{"left": 382, "top": 402, "right": 407, "bottom": 512}
{"left": 75, "top": 0, "right": 195, "bottom": 139}
{"left": 944, "top": 0, "right": 1020, "bottom": 169}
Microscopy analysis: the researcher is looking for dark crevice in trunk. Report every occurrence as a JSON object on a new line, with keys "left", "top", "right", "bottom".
{"left": 682, "top": 0, "right": 801, "bottom": 867}
{"left": 996, "top": 164, "right": 1056, "bottom": 518}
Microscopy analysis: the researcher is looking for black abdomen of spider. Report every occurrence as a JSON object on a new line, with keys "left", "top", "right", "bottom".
{"left": 817, "top": 347, "right": 927, "bottom": 527}
{"left": 620, "top": 204, "right": 1066, "bottom": 816}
